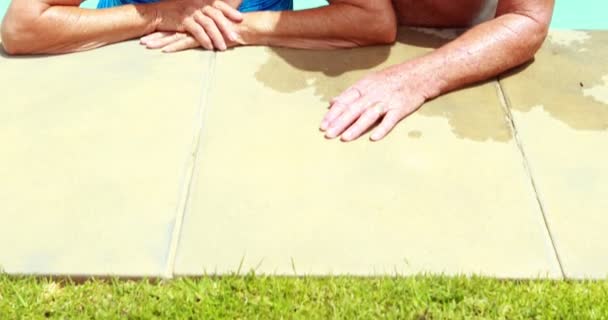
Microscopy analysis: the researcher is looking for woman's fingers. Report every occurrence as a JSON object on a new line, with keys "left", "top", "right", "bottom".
{"left": 145, "top": 32, "right": 188, "bottom": 49}
{"left": 184, "top": 18, "right": 214, "bottom": 50}
{"left": 203, "top": 6, "right": 238, "bottom": 42}
{"left": 213, "top": 1, "right": 244, "bottom": 22}
{"left": 140, "top": 32, "right": 173, "bottom": 45}
{"left": 194, "top": 12, "right": 226, "bottom": 51}
{"left": 161, "top": 35, "right": 200, "bottom": 53}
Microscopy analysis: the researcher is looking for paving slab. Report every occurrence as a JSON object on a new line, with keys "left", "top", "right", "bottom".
{"left": 499, "top": 30, "right": 608, "bottom": 279}
{"left": 0, "top": 41, "right": 212, "bottom": 277}
{"left": 174, "top": 29, "right": 562, "bottom": 278}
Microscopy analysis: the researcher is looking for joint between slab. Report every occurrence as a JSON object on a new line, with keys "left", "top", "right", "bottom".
{"left": 163, "top": 52, "right": 218, "bottom": 279}
{"left": 495, "top": 78, "right": 566, "bottom": 279}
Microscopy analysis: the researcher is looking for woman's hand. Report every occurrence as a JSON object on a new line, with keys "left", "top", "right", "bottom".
{"left": 141, "top": 0, "right": 243, "bottom": 52}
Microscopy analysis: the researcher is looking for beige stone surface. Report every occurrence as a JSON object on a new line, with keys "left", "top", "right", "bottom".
{"left": 0, "top": 41, "right": 212, "bottom": 277}
{"left": 175, "top": 29, "right": 561, "bottom": 278}
{"left": 499, "top": 30, "right": 608, "bottom": 279}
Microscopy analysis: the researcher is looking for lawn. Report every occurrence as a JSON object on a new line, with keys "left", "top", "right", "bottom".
{"left": 1, "top": 273, "right": 607, "bottom": 319}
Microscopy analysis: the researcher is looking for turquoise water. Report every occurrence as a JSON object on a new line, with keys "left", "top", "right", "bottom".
{"left": 0, "top": 0, "right": 606, "bottom": 29}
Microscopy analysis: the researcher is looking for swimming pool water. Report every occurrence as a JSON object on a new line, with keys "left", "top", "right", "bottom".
{"left": 551, "top": 0, "right": 606, "bottom": 30}
{"left": 0, "top": 0, "right": 606, "bottom": 30}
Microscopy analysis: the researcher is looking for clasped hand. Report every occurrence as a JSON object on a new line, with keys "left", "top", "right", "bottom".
{"left": 140, "top": 0, "right": 243, "bottom": 52}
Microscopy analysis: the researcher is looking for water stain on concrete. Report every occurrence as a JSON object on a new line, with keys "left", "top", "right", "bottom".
{"left": 419, "top": 83, "right": 513, "bottom": 142}
{"left": 255, "top": 28, "right": 513, "bottom": 143}
{"left": 254, "top": 45, "right": 392, "bottom": 102}
{"left": 501, "top": 30, "right": 608, "bottom": 131}
{"left": 408, "top": 130, "right": 423, "bottom": 139}
{"left": 549, "top": 30, "right": 591, "bottom": 47}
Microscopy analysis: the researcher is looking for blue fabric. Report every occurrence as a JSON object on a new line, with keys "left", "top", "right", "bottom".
{"left": 97, "top": 0, "right": 293, "bottom": 12}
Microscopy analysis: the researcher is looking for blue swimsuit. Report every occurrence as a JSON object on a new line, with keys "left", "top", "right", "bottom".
{"left": 97, "top": 0, "right": 293, "bottom": 12}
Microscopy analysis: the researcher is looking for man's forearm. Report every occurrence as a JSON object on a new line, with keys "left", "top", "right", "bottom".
{"left": 1, "top": 1, "right": 159, "bottom": 55}
{"left": 412, "top": 12, "right": 551, "bottom": 99}
{"left": 235, "top": 2, "right": 397, "bottom": 49}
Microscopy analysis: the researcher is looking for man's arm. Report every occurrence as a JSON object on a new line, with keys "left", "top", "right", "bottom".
{"left": 322, "top": 0, "right": 555, "bottom": 141}
{"left": 416, "top": 0, "right": 554, "bottom": 97}
{"left": 236, "top": 0, "right": 398, "bottom": 49}
{"left": 1, "top": 0, "right": 159, "bottom": 55}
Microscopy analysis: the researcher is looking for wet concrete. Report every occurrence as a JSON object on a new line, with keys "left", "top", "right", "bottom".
{"left": 255, "top": 28, "right": 512, "bottom": 143}
{"left": 500, "top": 30, "right": 608, "bottom": 131}
{"left": 254, "top": 45, "right": 392, "bottom": 102}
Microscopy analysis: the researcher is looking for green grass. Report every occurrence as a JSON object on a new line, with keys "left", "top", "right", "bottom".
{"left": 1, "top": 274, "right": 608, "bottom": 319}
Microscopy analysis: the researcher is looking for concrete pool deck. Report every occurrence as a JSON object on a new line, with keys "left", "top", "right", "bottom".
{"left": 0, "top": 28, "right": 607, "bottom": 280}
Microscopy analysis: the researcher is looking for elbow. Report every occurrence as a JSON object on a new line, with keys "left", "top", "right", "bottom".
{"left": 1, "top": 23, "right": 26, "bottom": 55}
{"left": 365, "top": 16, "right": 398, "bottom": 46}
{"left": 351, "top": 20, "right": 397, "bottom": 47}
{"left": 525, "top": 16, "right": 551, "bottom": 59}
{"left": 373, "top": 19, "right": 398, "bottom": 45}
{"left": 517, "top": 4, "right": 554, "bottom": 58}
{"left": 1, "top": 10, "right": 45, "bottom": 55}
{"left": 499, "top": 13, "right": 551, "bottom": 64}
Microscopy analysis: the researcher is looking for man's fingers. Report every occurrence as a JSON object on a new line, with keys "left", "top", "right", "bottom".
{"left": 162, "top": 36, "right": 200, "bottom": 53}
{"left": 140, "top": 32, "right": 173, "bottom": 45}
{"left": 330, "top": 87, "right": 361, "bottom": 106}
{"left": 325, "top": 100, "right": 369, "bottom": 139}
{"left": 322, "top": 87, "right": 362, "bottom": 131}
{"left": 341, "top": 104, "right": 385, "bottom": 142}
{"left": 370, "top": 109, "right": 405, "bottom": 141}
{"left": 184, "top": 18, "right": 214, "bottom": 50}
{"left": 145, "top": 33, "right": 188, "bottom": 49}
{"left": 213, "top": 1, "right": 244, "bottom": 22}
{"left": 320, "top": 102, "right": 349, "bottom": 131}
{"left": 203, "top": 6, "right": 238, "bottom": 42}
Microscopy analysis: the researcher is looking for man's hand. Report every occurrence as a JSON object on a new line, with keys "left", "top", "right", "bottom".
{"left": 321, "top": 63, "right": 437, "bottom": 142}
{"left": 143, "top": 0, "right": 242, "bottom": 51}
